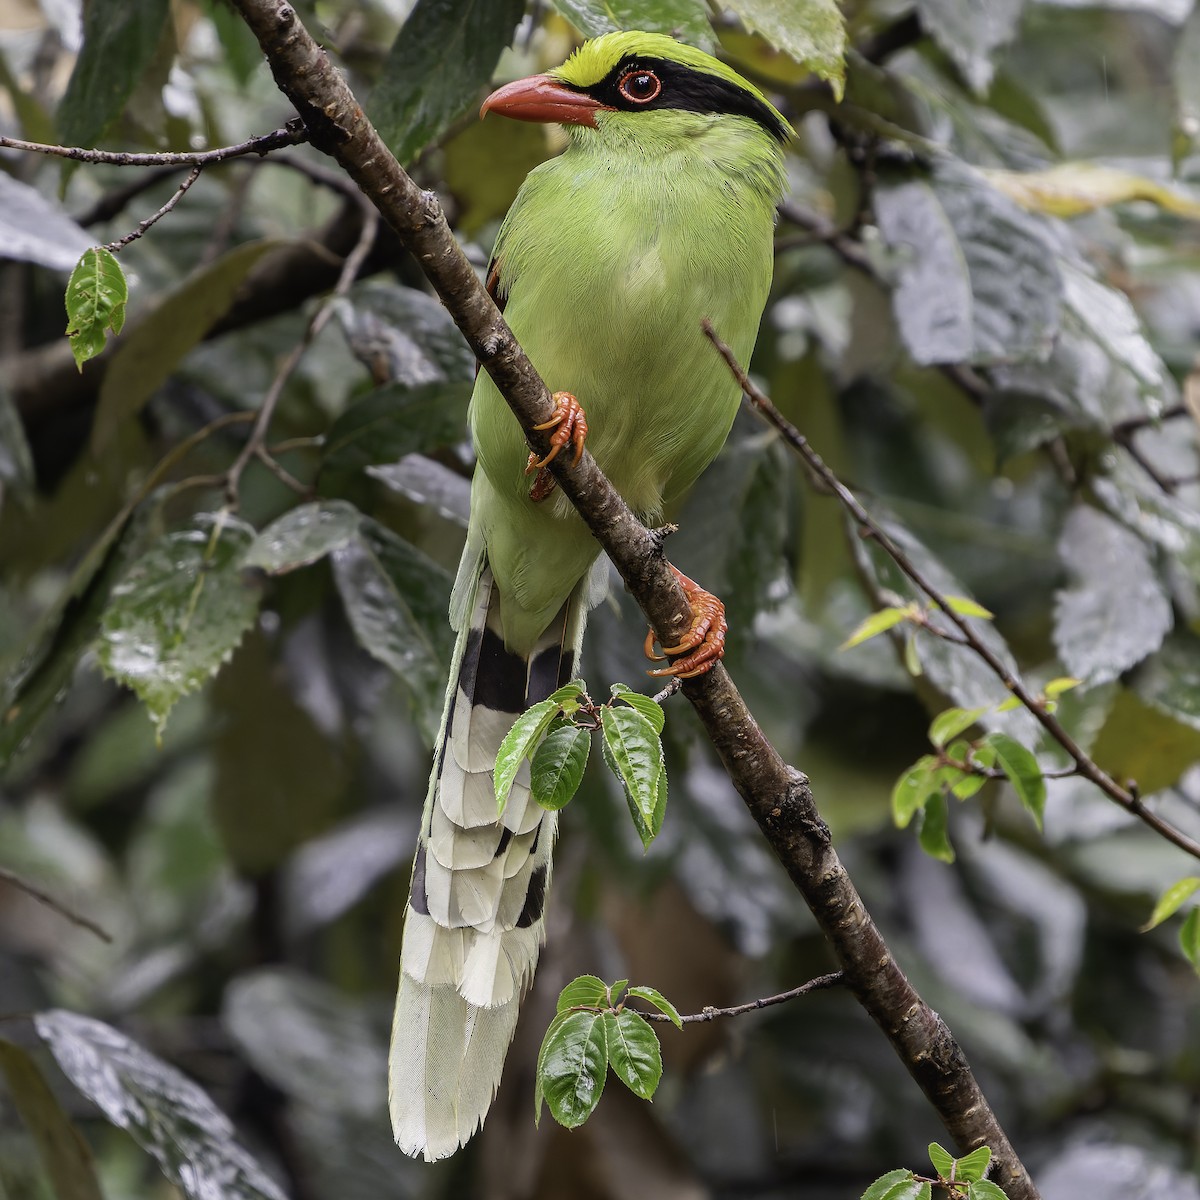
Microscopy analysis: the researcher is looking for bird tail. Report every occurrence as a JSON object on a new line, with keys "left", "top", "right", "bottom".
{"left": 388, "top": 556, "right": 586, "bottom": 1161}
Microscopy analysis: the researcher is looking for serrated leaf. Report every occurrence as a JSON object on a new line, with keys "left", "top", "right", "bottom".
{"left": 494, "top": 699, "right": 558, "bottom": 814}
{"left": 918, "top": 792, "right": 955, "bottom": 862}
{"left": 604, "top": 1010, "right": 662, "bottom": 1100}
{"left": 1180, "top": 909, "right": 1200, "bottom": 974}
{"left": 860, "top": 1169, "right": 929, "bottom": 1200}
{"left": 627, "top": 985, "right": 683, "bottom": 1029}
{"left": 330, "top": 518, "right": 454, "bottom": 742}
{"left": 928, "top": 1143, "right": 955, "bottom": 1178}
{"left": 370, "top": 0, "right": 525, "bottom": 162}
{"left": 601, "top": 704, "right": 666, "bottom": 849}
{"left": 609, "top": 683, "right": 665, "bottom": 734}
{"left": 892, "top": 756, "right": 938, "bottom": 828}
{"left": 95, "top": 514, "right": 260, "bottom": 737}
{"left": 953, "top": 1145, "right": 993, "bottom": 1183}
{"left": 556, "top": 975, "right": 610, "bottom": 1014}
{"left": 1054, "top": 506, "right": 1172, "bottom": 686}
{"left": 319, "top": 382, "right": 472, "bottom": 488}
{"left": 531, "top": 723, "right": 590, "bottom": 811}
{"left": 244, "top": 501, "right": 362, "bottom": 574}
{"left": 91, "top": 239, "right": 280, "bottom": 451}
{"left": 874, "top": 160, "right": 1061, "bottom": 367}
{"left": 929, "top": 706, "right": 989, "bottom": 748}
{"left": 34, "top": 1010, "right": 286, "bottom": 1200}
{"left": 1142, "top": 877, "right": 1200, "bottom": 931}
{"left": 65, "top": 247, "right": 128, "bottom": 370}
{"left": 980, "top": 731, "right": 1045, "bottom": 829}
{"left": 839, "top": 605, "right": 911, "bottom": 650}
{"left": 724, "top": 0, "right": 845, "bottom": 99}
{"left": 967, "top": 1182, "right": 1007, "bottom": 1200}
{"left": 0, "top": 1039, "right": 104, "bottom": 1200}
{"left": 942, "top": 595, "right": 994, "bottom": 619}
{"left": 58, "top": 0, "right": 171, "bottom": 148}
{"left": 535, "top": 1009, "right": 608, "bottom": 1130}
{"left": 551, "top": 0, "right": 714, "bottom": 48}
{"left": 548, "top": 680, "right": 587, "bottom": 710}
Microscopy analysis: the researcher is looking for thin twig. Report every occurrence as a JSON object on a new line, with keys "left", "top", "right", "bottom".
{"left": 703, "top": 320, "right": 1200, "bottom": 863}
{"left": 106, "top": 165, "right": 204, "bottom": 252}
{"left": 0, "top": 866, "right": 113, "bottom": 943}
{"left": 0, "top": 122, "right": 307, "bottom": 167}
{"left": 224, "top": 202, "right": 379, "bottom": 506}
{"left": 638, "top": 972, "right": 845, "bottom": 1023}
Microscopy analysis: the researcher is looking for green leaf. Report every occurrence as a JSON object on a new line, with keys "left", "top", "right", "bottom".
{"left": 551, "top": 0, "right": 714, "bottom": 49}
{"left": 95, "top": 513, "right": 261, "bottom": 737}
{"left": 244, "top": 501, "right": 363, "bottom": 574}
{"left": 839, "top": 605, "right": 912, "bottom": 650}
{"left": 627, "top": 985, "right": 683, "bottom": 1029}
{"left": 556, "top": 975, "right": 610, "bottom": 1014}
{"left": 548, "top": 680, "right": 588, "bottom": 711}
{"left": 319, "top": 381, "right": 472, "bottom": 488}
{"left": 979, "top": 731, "right": 1045, "bottom": 830}
{"left": 874, "top": 160, "right": 1062, "bottom": 368}
{"left": 942, "top": 595, "right": 994, "bottom": 619}
{"left": 954, "top": 1145, "right": 993, "bottom": 1184}
{"left": 604, "top": 1010, "right": 662, "bottom": 1100}
{"left": 1180, "top": 909, "right": 1200, "bottom": 975}
{"left": 1044, "top": 677, "right": 1081, "bottom": 699}
{"left": 530, "top": 723, "right": 591, "bottom": 811}
{"left": 34, "top": 1010, "right": 287, "bottom": 1200}
{"left": 918, "top": 793, "right": 955, "bottom": 863}
{"left": 91, "top": 239, "right": 280, "bottom": 451}
{"left": 601, "top": 704, "right": 666, "bottom": 849}
{"left": 927, "top": 1143, "right": 955, "bottom": 1178}
{"left": 915, "top": 0, "right": 1023, "bottom": 93}
{"left": 860, "top": 1169, "right": 930, "bottom": 1200}
{"left": 609, "top": 682, "right": 666, "bottom": 734}
{"left": 0, "top": 1039, "right": 104, "bottom": 1200}
{"left": 57, "top": 0, "right": 171, "bottom": 148}
{"left": 370, "top": 0, "right": 525, "bottom": 162}
{"left": 494, "top": 700, "right": 558, "bottom": 815}
{"left": 65, "top": 247, "right": 127, "bottom": 370}
{"left": 928, "top": 706, "right": 989, "bottom": 748}
{"left": 724, "top": 0, "right": 845, "bottom": 99}
{"left": 535, "top": 1009, "right": 609, "bottom": 1130}
{"left": 1143, "top": 877, "right": 1200, "bottom": 931}
{"left": 1054, "top": 506, "right": 1172, "bottom": 685}
{"left": 967, "top": 1182, "right": 1007, "bottom": 1200}
{"left": 1092, "top": 686, "right": 1200, "bottom": 798}
{"left": 329, "top": 517, "right": 454, "bottom": 743}
{"left": 892, "top": 756, "right": 938, "bottom": 828}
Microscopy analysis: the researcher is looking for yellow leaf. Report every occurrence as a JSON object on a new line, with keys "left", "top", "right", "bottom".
{"left": 982, "top": 163, "right": 1200, "bottom": 220}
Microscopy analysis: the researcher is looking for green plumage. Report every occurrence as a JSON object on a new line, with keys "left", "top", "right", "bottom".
{"left": 389, "top": 30, "right": 788, "bottom": 1161}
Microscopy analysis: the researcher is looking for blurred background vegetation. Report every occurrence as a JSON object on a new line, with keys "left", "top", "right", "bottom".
{"left": 4, "top": 0, "right": 1200, "bottom": 1197}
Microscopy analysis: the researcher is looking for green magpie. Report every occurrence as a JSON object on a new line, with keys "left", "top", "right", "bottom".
{"left": 389, "top": 30, "right": 789, "bottom": 1160}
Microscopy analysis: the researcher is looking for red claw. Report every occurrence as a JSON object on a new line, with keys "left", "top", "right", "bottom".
{"left": 644, "top": 568, "right": 728, "bottom": 680}
{"left": 526, "top": 391, "right": 588, "bottom": 501}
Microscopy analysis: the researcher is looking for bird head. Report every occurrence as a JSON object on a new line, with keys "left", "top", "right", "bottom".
{"left": 480, "top": 31, "right": 790, "bottom": 148}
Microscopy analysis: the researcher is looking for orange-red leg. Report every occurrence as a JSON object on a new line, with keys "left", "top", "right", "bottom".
{"left": 644, "top": 567, "right": 728, "bottom": 680}
{"left": 525, "top": 391, "right": 588, "bottom": 501}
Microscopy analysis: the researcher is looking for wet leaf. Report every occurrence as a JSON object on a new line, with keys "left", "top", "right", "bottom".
{"left": 494, "top": 699, "right": 558, "bottom": 814}
{"left": 604, "top": 1010, "right": 662, "bottom": 1099}
{"left": 928, "top": 706, "right": 989, "bottom": 748}
{"left": 366, "top": 456, "right": 471, "bottom": 528}
{"left": 918, "top": 792, "right": 955, "bottom": 862}
{"left": 0, "top": 1039, "right": 104, "bottom": 1200}
{"left": 984, "top": 162, "right": 1200, "bottom": 218}
{"left": 556, "top": 975, "right": 610, "bottom": 1013}
{"left": 370, "top": 0, "right": 525, "bottom": 162}
{"left": 65, "top": 247, "right": 127, "bottom": 370}
{"left": 609, "top": 682, "right": 666, "bottom": 734}
{"left": 530, "top": 722, "right": 591, "bottom": 811}
{"left": 0, "top": 173, "right": 94, "bottom": 272}
{"left": 244, "top": 500, "right": 363, "bottom": 574}
{"left": 1132, "top": 630, "right": 1200, "bottom": 731}
{"left": 626, "top": 985, "right": 682, "bottom": 1029}
{"left": 1054, "top": 505, "right": 1172, "bottom": 685}
{"left": 552, "top": 0, "right": 713, "bottom": 48}
{"left": 979, "top": 731, "right": 1045, "bottom": 829}
{"left": 968, "top": 1183, "right": 1008, "bottom": 1200}
{"left": 916, "top": 0, "right": 1023, "bottom": 93}
{"left": 95, "top": 514, "right": 261, "bottom": 737}
{"left": 892, "top": 756, "right": 939, "bottom": 828}
{"left": 861, "top": 1170, "right": 930, "bottom": 1200}
{"left": 57, "top": 0, "right": 171, "bottom": 147}
{"left": 724, "top": 0, "right": 845, "bottom": 99}
{"left": 535, "top": 1009, "right": 608, "bottom": 1129}
{"left": 34, "top": 1010, "right": 286, "bottom": 1200}
{"left": 601, "top": 704, "right": 666, "bottom": 849}
{"left": 1092, "top": 687, "right": 1200, "bottom": 797}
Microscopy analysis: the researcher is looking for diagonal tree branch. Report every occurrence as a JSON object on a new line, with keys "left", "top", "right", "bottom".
{"left": 228, "top": 3, "right": 1040, "bottom": 1196}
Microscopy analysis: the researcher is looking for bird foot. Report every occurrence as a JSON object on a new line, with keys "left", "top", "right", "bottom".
{"left": 644, "top": 567, "right": 728, "bottom": 679}
{"left": 526, "top": 391, "right": 588, "bottom": 501}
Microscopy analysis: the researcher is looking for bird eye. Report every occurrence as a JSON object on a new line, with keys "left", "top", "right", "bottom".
{"left": 618, "top": 69, "right": 662, "bottom": 104}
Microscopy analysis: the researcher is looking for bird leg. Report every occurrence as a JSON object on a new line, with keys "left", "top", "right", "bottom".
{"left": 644, "top": 567, "right": 728, "bottom": 679}
{"left": 526, "top": 391, "right": 588, "bottom": 501}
